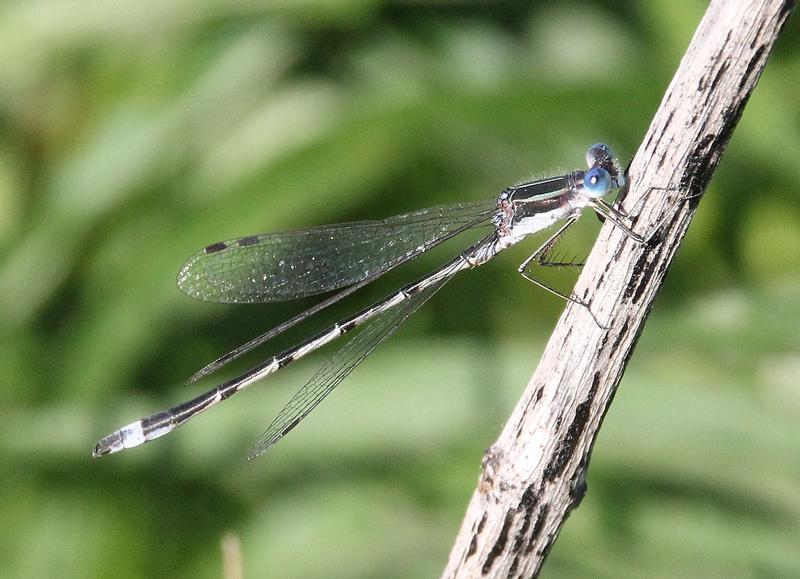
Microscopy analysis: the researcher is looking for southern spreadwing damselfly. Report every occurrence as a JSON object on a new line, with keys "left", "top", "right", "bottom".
{"left": 93, "top": 143, "right": 660, "bottom": 460}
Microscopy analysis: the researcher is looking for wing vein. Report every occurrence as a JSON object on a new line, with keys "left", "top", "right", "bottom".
{"left": 177, "top": 200, "right": 494, "bottom": 304}
{"left": 247, "top": 261, "right": 461, "bottom": 459}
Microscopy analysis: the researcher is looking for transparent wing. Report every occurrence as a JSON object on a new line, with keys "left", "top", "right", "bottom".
{"left": 177, "top": 200, "right": 494, "bottom": 304}
{"left": 185, "top": 202, "right": 494, "bottom": 383}
{"left": 247, "top": 262, "right": 460, "bottom": 459}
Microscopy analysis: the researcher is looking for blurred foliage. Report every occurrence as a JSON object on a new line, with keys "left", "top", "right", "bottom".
{"left": 1, "top": 1, "right": 799, "bottom": 577}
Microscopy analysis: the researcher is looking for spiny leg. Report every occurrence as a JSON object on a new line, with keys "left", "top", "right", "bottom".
{"left": 592, "top": 185, "right": 703, "bottom": 245}
{"left": 518, "top": 215, "right": 582, "bottom": 276}
{"left": 517, "top": 215, "right": 607, "bottom": 328}
{"left": 625, "top": 184, "right": 704, "bottom": 216}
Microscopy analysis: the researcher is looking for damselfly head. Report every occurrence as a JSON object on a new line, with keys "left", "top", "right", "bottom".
{"left": 586, "top": 143, "right": 625, "bottom": 191}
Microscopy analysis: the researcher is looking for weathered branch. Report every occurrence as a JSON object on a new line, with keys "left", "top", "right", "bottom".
{"left": 443, "top": 1, "right": 796, "bottom": 577}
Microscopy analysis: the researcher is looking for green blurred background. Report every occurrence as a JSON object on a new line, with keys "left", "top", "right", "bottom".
{"left": 1, "top": 1, "right": 799, "bottom": 577}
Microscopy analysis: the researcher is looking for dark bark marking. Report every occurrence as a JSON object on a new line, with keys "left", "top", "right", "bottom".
{"left": 610, "top": 319, "right": 629, "bottom": 355}
{"left": 682, "top": 133, "right": 715, "bottom": 196}
{"left": 709, "top": 57, "right": 729, "bottom": 92}
{"left": 623, "top": 249, "right": 647, "bottom": 301}
{"left": 612, "top": 238, "right": 625, "bottom": 262}
{"left": 477, "top": 511, "right": 488, "bottom": 534}
{"left": 623, "top": 237, "right": 665, "bottom": 304}
{"left": 663, "top": 109, "right": 675, "bottom": 133}
{"left": 583, "top": 372, "right": 600, "bottom": 403}
{"left": 467, "top": 534, "right": 478, "bottom": 557}
{"left": 777, "top": 1, "right": 797, "bottom": 35}
{"left": 657, "top": 147, "right": 669, "bottom": 169}
{"left": 512, "top": 485, "right": 541, "bottom": 553}
{"left": 542, "top": 379, "right": 596, "bottom": 483}
{"left": 683, "top": 89, "right": 752, "bottom": 201}
{"left": 526, "top": 503, "right": 550, "bottom": 553}
{"left": 519, "top": 484, "right": 540, "bottom": 511}
{"left": 568, "top": 459, "right": 589, "bottom": 512}
{"left": 631, "top": 243, "right": 664, "bottom": 304}
{"left": 602, "top": 254, "right": 613, "bottom": 275}
{"left": 739, "top": 44, "right": 766, "bottom": 90}
{"left": 644, "top": 130, "right": 654, "bottom": 151}
{"left": 482, "top": 511, "right": 514, "bottom": 575}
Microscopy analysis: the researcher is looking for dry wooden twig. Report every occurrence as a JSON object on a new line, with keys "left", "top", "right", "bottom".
{"left": 443, "top": 1, "right": 797, "bottom": 577}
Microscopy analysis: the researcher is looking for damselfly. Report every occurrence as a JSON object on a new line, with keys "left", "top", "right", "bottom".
{"left": 93, "top": 143, "right": 652, "bottom": 459}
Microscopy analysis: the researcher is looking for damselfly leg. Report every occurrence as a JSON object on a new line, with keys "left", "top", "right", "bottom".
{"left": 517, "top": 182, "right": 696, "bottom": 327}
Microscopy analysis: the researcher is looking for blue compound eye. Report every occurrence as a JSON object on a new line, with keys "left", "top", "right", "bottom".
{"left": 583, "top": 167, "right": 612, "bottom": 198}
